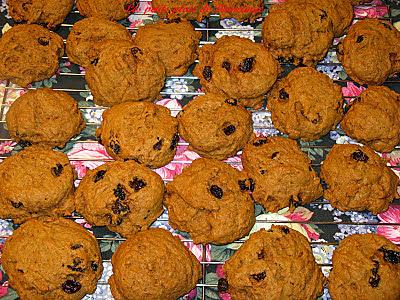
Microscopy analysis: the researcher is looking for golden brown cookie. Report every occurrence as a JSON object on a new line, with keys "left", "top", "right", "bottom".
{"left": 262, "top": 2, "right": 334, "bottom": 66}
{"left": 242, "top": 136, "right": 323, "bottom": 212}
{"left": 85, "top": 40, "right": 166, "bottom": 107}
{"left": 75, "top": 160, "right": 165, "bottom": 237}
{"left": 6, "top": 88, "right": 85, "bottom": 148}
{"left": 7, "top": 0, "right": 74, "bottom": 28}
{"left": 109, "top": 228, "right": 201, "bottom": 300}
{"left": 193, "top": 35, "right": 280, "bottom": 109}
{"left": 212, "top": 0, "right": 264, "bottom": 22}
{"left": 321, "top": 144, "right": 399, "bottom": 214}
{"left": 337, "top": 19, "right": 400, "bottom": 85}
{"left": 76, "top": 0, "right": 135, "bottom": 21}
{"left": 134, "top": 19, "right": 201, "bottom": 76}
{"left": 0, "top": 24, "right": 64, "bottom": 87}
{"left": 221, "top": 226, "right": 326, "bottom": 300}
{"left": 164, "top": 158, "right": 255, "bottom": 245}
{"left": 96, "top": 102, "right": 179, "bottom": 169}
{"left": 151, "top": 0, "right": 210, "bottom": 21}
{"left": 341, "top": 86, "right": 400, "bottom": 153}
{"left": 66, "top": 17, "right": 132, "bottom": 67}
{"left": 178, "top": 93, "right": 254, "bottom": 160}
{"left": 267, "top": 67, "right": 344, "bottom": 141}
{"left": 329, "top": 234, "right": 400, "bottom": 300}
{"left": 0, "top": 146, "right": 76, "bottom": 224}
{"left": 2, "top": 218, "right": 103, "bottom": 299}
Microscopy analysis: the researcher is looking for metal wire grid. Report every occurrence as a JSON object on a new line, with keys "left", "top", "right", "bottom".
{"left": 0, "top": 1, "right": 399, "bottom": 299}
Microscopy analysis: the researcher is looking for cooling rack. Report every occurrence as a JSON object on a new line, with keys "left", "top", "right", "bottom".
{"left": 0, "top": 1, "right": 399, "bottom": 299}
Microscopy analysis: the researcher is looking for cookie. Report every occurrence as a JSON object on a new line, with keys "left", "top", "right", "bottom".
{"left": 85, "top": 40, "right": 166, "bottom": 106}
{"left": 0, "top": 24, "right": 64, "bottom": 87}
{"left": 193, "top": 35, "right": 280, "bottom": 109}
{"left": 151, "top": 0, "right": 210, "bottom": 21}
{"left": 242, "top": 136, "right": 323, "bottom": 212}
{"left": 109, "top": 228, "right": 201, "bottom": 300}
{"left": 76, "top": 0, "right": 135, "bottom": 21}
{"left": 212, "top": 0, "right": 264, "bottom": 22}
{"left": 6, "top": 88, "right": 85, "bottom": 148}
{"left": 287, "top": 0, "right": 353, "bottom": 37}
{"left": 66, "top": 17, "right": 132, "bottom": 67}
{"left": 164, "top": 158, "right": 255, "bottom": 245}
{"left": 178, "top": 93, "right": 254, "bottom": 160}
{"left": 221, "top": 226, "right": 325, "bottom": 299}
{"left": 75, "top": 160, "right": 165, "bottom": 237}
{"left": 96, "top": 102, "right": 179, "bottom": 169}
{"left": 337, "top": 19, "right": 400, "bottom": 85}
{"left": 329, "top": 234, "right": 400, "bottom": 300}
{"left": 0, "top": 146, "right": 76, "bottom": 224}
{"left": 133, "top": 19, "right": 201, "bottom": 76}
{"left": 320, "top": 144, "right": 399, "bottom": 214}
{"left": 267, "top": 67, "right": 344, "bottom": 141}
{"left": 341, "top": 86, "right": 400, "bottom": 153}
{"left": 2, "top": 218, "right": 103, "bottom": 299}
{"left": 7, "top": 0, "right": 74, "bottom": 28}
{"left": 262, "top": 2, "right": 334, "bottom": 66}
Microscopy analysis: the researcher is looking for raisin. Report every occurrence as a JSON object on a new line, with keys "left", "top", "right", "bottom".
{"left": 11, "top": 201, "right": 23, "bottom": 208}
{"left": 51, "top": 163, "right": 63, "bottom": 177}
{"left": 210, "top": 185, "right": 223, "bottom": 199}
{"left": 131, "top": 47, "right": 143, "bottom": 57}
{"left": 320, "top": 10, "right": 327, "bottom": 20}
{"left": 91, "top": 58, "right": 99, "bottom": 66}
{"left": 260, "top": 169, "right": 267, "bottom": 175}
{"left": 253, "top": 138, "right": 267, "bottom": 147}
{"left": 19, "top": 140, "right": 32, "bottom": 148}
{"left": 112, "top": 199, "right": 130, "bottom": 215}
{"left": 67, "top": 258, "right": 84, "bottom": 273}
{"left": 239, "top": 57, "right": 255, "bottom": 73}
{"left": 91, "top": 261, "right": 99, "bottom": 271}
{"left": 170, "top": 133, "right": 179, "bottom": 150}
{"left": 257, "top": 250, "right": 265, "bottom": 259}
{"left": 62, "top": 280, "right": 81, "bottom": 294}
{"left": 225, "top": 99, "right": 237, "bottom": 106}
{"left": 369, "top": 260, "right": 380, "bottom": 288}
{"left": 115, "top": 218, "right": 123, "bottom": 225}
{"left": 71, "top": 244, "right": 82, "bottom": 250}
{"left": 250, "top": 271, "right": 266, "bottom": 282}
{"left": 110, "top": 141, "right": 121, "bottom": 155}
{"left": 38, "top": 37, "right": 49, "bottom": 46}
{"left": 378, "top": 247, "right": 400, "bottom": 264}
{"left": 222, "top": 61, "right": 231, "bottom": 71}
{"left": 153, "top": 139, "right": 163, "bottom": 150}
{"left": 203, "top": 66, "right": 212, "bottom": 81}
{"left": 238, "top": 178, "right": 255, "bottom": 192}
{"left": 279, "top": 89, "right": 289, "bottom": 100}
{"left": 271, "top": 152, "right": 279, "bottom": 159}
{"left": 114, "top": 184, "right": 126, "bottom": 200}
{"left": 218, "top": 278, "right": 229, "bottom": 292}
{"left": 356, "top": 35, "right": 364, "bottom": 43}
{"left": 223, "top": 124, "right": 236, "bottom": 136}
{"left": 280, "top": 227, "right": 290, "bottom": 234}
{"left": 164, "top": 18, "right": 181, "bottom": 24}
{"left": 129, "top": 177, "right": 147, "bottom": 191}
{"left": 351, "top": 150, "right": 369, "bottom": 162}
{"left": 94, "top": 170, "right": 107, "bottom": 183}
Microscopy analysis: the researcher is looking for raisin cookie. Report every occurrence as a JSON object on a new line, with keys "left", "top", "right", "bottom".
{"left": 2, "top": 218, "right": 103, "bottom": 299}
{"left": 109, "top": 228, "right": 201, "bottom": 300}
{"left": 0, "top": 146, "right": 76, "bottom": 224}
{"left": 242, "top": 136, "right": 323, "bottom": 212}
{"left": 267, "top": 67, "right": 344, "bottom": 141}
{"left": 221, "top": 226, "right": 325, "bottom": 299}
{"left": 66, "top": 17, "right": 132, "bottom": 67}
{"left": 85, "top": 40, "right": 165, "bottom": 106}
{"left": 7, "top": 0, "right": 74, "bottom": 28}
{"left": 164, "top": 158, "right": 255, "bottom": 245}
{"left": 6, "top": 88, "right": 85, "bottom": 148}
{"left": 212, "top": 0, "right": 264, "bottom": 22}
{"left": 0, "top": 24, "right": 64, "bottom": 87}
{"left": 194, "top": 36, "right": 280, "bottom": 108}
{"left": 151, "top": 0, "right": 210, "bottom": 21}
{"left": 262, "top": 2, "right": 334, "bottom": 65}
{"left": 97, "top": 102, "right": 179, "bottom": 169}
{"left": 341, "top": 86, "right": 400, "bottom": 153}
{"left": 337, "top": 19, "right": 400, "bottom": 85}
{"left": 178, "top": 93, "right": 254, "bottom": 160}
{"left": 134, "top": 19, "right": 201, "bottom": 76}
{"left": 321, "top": 144, "right": 399, "bottom": 214}
{"left": 76, "top": 0, "right": 135, "bottom": 21}
{"left": 329, "top": 234, "right": 400, "bottom": 300}
{"left": 76, "top": 160, "right": 165, "bottom": 237}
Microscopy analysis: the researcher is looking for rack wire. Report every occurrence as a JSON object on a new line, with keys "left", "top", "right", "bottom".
{"left": 0, "top": 1, "right": 399, "bottom": 299}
